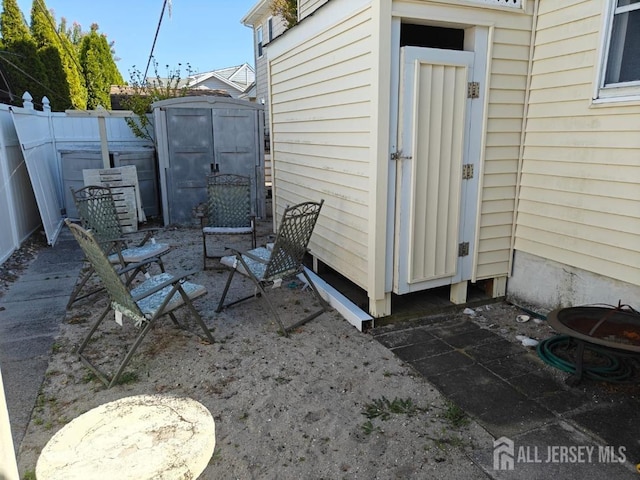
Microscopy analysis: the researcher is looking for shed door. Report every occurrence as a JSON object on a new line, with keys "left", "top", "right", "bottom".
{"left": 393, "top": 46, "right": 480, "bottom": 294}
{"left": 165, "top": 108, "right": 214, "bottom": 224}
{"left": 212, "top": 109, "right": 261, "bottom": 212}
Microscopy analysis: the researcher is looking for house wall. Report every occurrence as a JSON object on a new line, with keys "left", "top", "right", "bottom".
{"left": 267, "top": 0, "right": 534, "bottom": 314}
{"left": 256, "top": 13, "right": 288, "bottom": 135}
{"left": 192, "top": 77, "right": 244, "bottom": 98}
{"left": 269, "top": 0, "right": 374, "bottom": 291}
{"left": 298, "top": 0, "right": 329, "bottom": 20}
{"left": 509, "top": 0, "right": 640, "bottom": 310}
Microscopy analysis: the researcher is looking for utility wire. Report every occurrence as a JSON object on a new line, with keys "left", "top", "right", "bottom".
{"left": 0, "top": 52, "right": 67, "bottom": 107}
{"left": 143, "top": 0, "right": 169, "bottom": 81}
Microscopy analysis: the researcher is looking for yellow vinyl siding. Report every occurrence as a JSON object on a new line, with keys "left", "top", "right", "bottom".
{"left": 481, "top": 18, "right": 531, "bottom": 282}
{"left": 269, "top": 6, "right": 373, "bottom": 287}
{"left": 517, "top": 0, "right": 640, "bottom": 287}
{"left": 385, "top": 2, "right": 533, "bottom": 284}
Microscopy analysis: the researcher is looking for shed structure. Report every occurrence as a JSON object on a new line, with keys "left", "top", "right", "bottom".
{"left": 265, "top": 0, "right": 535, "bottom": 317}
{"left": 152, "top": 96, "right": 266, "bottom": 225}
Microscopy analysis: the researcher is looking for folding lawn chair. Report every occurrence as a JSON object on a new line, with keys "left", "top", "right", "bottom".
{"left": 216, "top": 200, "right": 328, "bottom": 336}
{"left": 65, "top": 219, "right": 214, "bottom": 388}
{"left": 198, "top": 173, "right": 256, "bottom": 269}
{"left": 67, "top": 185, "right": 171, "bottom": 308}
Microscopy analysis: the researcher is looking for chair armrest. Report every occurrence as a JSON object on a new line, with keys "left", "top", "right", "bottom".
{"left": 115, "top": 257, "right": 161, "bottom": 277}
{"left": 130, "top": 270, "right": 200, "bottom": 302}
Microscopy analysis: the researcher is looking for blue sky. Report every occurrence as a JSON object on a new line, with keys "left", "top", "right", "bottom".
{"left": 15, "top": 0, "right": 258, "bottom": 80}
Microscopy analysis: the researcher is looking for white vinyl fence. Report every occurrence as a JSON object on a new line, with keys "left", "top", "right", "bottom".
{"left": 0, "top": 93, "right": 154, "bottom": 264}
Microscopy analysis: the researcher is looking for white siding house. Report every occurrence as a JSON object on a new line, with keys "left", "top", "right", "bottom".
{"left": 249, "top": 0, "right": 640, "bottom": 319}
{"left": 242, "top": 2, "right": 290, "bottom": 189}
{"left": 509, "top": 0, "right": 640, "bottom": 310}
{"left": 187, "top": 64, "right": 255, "bottom": 99}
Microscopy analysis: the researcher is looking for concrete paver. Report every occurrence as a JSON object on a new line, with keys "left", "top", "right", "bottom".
{"left": 372, "top": 314, "right": 640, "bottom": 478}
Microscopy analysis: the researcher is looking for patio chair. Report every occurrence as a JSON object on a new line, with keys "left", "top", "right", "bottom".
{"left": 216, "top": 200, "right": 328, "bottom": 336}
{"left": 65, "top": 219, "right": 214, "bottom": 388}
{"left": 67, "top": 185, "right": 171, "bottom": 308}
{"left": 198, "top": 174, "right": 256, "bottom": 270}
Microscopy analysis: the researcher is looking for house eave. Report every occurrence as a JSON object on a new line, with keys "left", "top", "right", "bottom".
{"left": 241, "top": 0, "right": 271, "bottom": 26}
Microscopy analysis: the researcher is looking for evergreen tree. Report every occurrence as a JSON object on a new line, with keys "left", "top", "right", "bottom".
{"left": 0, "top": 0, "right": 49, "bottom": 106}
{"left": 30, "top": 0, "right": 71, "bottom": 110}
{"left": 30, "top": 0, "right": 86, "bottom": 109}
{"left": 79, "top": 25, "right": 115, "bottom": 108}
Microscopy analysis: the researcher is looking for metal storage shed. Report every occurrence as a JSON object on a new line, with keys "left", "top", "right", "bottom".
{"left": 152, "top": 96, "right": 265, "bottom": 225}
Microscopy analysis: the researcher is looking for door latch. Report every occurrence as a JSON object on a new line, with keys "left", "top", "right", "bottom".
{"left": 390, "top": 151, "right": 412, "bottom": 161}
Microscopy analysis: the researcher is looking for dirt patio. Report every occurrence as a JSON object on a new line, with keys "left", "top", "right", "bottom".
{"left": 12, "top": 221, "right": 497, "bottom": 479}
{"left": 5, "top": 219, "right": 640, "bottom": 479}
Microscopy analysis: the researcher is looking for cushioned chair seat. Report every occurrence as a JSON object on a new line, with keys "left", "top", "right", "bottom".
{"left": 108, "top": 242, "right": 171, "bottom": 264}
{"left": 131, "top": 273, "right": 207, "bottom": 320}
{"left": 220, "top": 247, "right": 271, "bottom": 279}
{"left": 202, "top": 226, "right": 254, "bottom": 235}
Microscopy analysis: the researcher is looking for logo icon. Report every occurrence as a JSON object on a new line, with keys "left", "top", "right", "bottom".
{"left": 493, "top": 436, "right": 514, "bottom": 471}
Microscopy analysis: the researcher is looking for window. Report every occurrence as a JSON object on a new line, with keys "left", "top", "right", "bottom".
{"left": 597, "top": 0, "right": 640, "bottom": 100}
{"left": 257, "top": 26, "right": 263, "bottom": 57}
{"left": 267, "top": 17, "right": 273, "bottom": 42}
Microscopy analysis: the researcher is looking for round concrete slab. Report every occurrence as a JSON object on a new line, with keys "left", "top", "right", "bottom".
{"left": 36, "top": 394, "right": 215, "bottom": 480}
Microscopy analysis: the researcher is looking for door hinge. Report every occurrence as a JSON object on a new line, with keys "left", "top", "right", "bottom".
{"left": 458, "top": 242, "right": 470, "bottom": 257}
{"left": 467, "top": 82, "right": 480, "bottom": 99}
{"left": 390, "top": 150, "right": 412, "bottom": 161}
{"left": 462, "top": 164, "right": 474, "bottom": 180}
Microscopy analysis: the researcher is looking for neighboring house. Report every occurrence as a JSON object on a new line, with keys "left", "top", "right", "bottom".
{"left": 110, "top": 64, "right": 253, "bottom": 109}
{"left": 242, "top": 2, "right": 290, "bottom": 190}
{"left": 248, "top": 0, "right": 640, "bottom": 319}
{"left": 187, "top": 63, "right": 256, "bottom": 99}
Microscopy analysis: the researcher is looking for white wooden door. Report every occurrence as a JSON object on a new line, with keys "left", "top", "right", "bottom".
{"left": 393, "top": 46, "right": 481, "bottom": 294}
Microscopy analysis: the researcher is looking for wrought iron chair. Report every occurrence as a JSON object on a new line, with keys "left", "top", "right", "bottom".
{"left": 216, "top": 200, "right": 328, "bottom": 336}
{"left": 198, "top": 174, "right": 256, "bottom": 270}
{"left": 65, "top": 219, "right": 214, "bottom": 388}
{"left": 67, "top": 185, "right": 172, "bottom": 308}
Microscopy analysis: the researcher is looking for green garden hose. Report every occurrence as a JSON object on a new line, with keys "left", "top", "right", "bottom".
{"left": 537, "top": 335, "right": 635, "bottom": 383}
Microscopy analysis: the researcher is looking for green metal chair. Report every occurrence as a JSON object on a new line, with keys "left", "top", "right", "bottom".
{"left": 67, "top": 185, "right": 171, "bottom": 308}
{"left": 199, "top": 174, "right": 256, "bottom": 270}
{"left": 65, "top": 219, "right": 214, "bottom": 388}
{"left": 216, "top": 200, "right": 328, "bottom": 336}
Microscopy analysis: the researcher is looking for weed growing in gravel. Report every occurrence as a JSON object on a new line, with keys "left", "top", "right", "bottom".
{"left": 360, "top": 396, "right": 426, "bottom": 435}
{"left": 441, "top": 400, "right": 469, "bottom": 428}
{"left": 362, "top": 396, "right": 424, "bottom": 420}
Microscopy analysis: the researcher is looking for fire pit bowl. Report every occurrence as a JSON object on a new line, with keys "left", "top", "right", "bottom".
{"left": 547, "top": 305, "right": 640, "bottom": 353}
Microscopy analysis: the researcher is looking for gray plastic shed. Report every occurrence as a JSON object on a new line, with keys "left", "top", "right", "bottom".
{"left": 152, "top": 96, "right": 265, "bottom": 225}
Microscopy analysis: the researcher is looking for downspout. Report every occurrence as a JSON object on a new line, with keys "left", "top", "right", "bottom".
{"left": 508, "top": 0, "right": 540, "bottom": 276}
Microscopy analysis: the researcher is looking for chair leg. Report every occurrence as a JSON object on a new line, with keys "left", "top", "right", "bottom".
{"left": 216, "top": 267, "right": 263, "bottom": 313}
{"left": 76, "top": 303, "right": 157, "bottom": 388}
{"left": 251, "top": 281, "right": 288, "bottom": 337}
{"left": 216, "top": 268, "right": 237, "bottom": 312}
{"left": 108, "top": 319, "right": 157, "bottom": 388}
{"left": 67, "top": 264, "right": 101, "bottom": 308}
{"left": 282, "top": 269, "right": 329, "bottom": 333}
{"left": 76, "top": 304, "right": 115, "bottom": 386}
{"left": 178, "top": 287, "right": 215, "bottom": 344}
{"left": 76, "top": 304, "right": 111, "bottom": 357}
{"left": 202, "top": 232, "right": 208, "bottom": 270}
